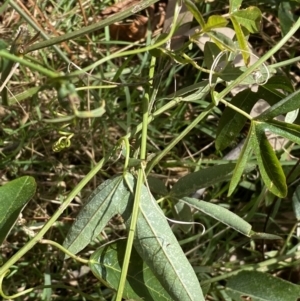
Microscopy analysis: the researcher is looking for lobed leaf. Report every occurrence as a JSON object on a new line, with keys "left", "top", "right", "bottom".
{"left": 259, "top": 75, "right": 294, "bottom": 95}
{"left": 218, "top": 64, "right": 243, "bottom": 82}
{"left": 231, "top": 6, "right": 262, "bottom": 33}
{"left": 147, "top": 176, "right": 169, "bottom": 196}
{"left": 256, "top": 88, "right": 283, "bottom": 107}
{"left": 229, "top": 0, "right": 243, "bottom": 13}
{"left": 204, "top": 15, "right": 228, "bottom": 31}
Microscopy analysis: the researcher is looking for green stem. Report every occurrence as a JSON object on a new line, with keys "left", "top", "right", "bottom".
{"left": 122, "top": 137, "right": 130, "bottom": 170}
{"left": 67, "top": 2, "right": 182, "bottom": 77}
{"left": 269, "top": 56, "right": 300, "bottom": 69}
{"left": 145, "top": 98, "right": 215, "bottom": 174}
{"left": 124, "top": 82, "right": 209, "bottom": 142}
{"left": 0, "top": 51, "right": 58, "bottom": 78}
{"left": 0, "top": 151, "right": 111, "bottom": 276}
{"left": 116, "top": 37, "right": 159, "bottom": 301}
{"left": 0, "top": 59, "right": 15, "bottom": 105}
{"left": 219, "top": 98, "right": 252, "bottom": 120}
{"left": 215, "top": 18, "right": 300, "bottom": 102}
{"left": 0, "top": 73, "right": 203, "bottom": 293}
{"left": 39, "top": 240, "right": 89, "bottom": 264}
{"left": 0, "top": 0, "right": 9, "bottom": 14}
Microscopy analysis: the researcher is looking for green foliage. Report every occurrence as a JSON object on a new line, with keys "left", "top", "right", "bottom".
{"left": 257, "top": 90, "right": 300, "bottom": 121}
{"left": 278, "top": 1, "right": 298, "bottom": 36}
{"left": 89, "top": 240, "right": 174, "bottom": 301}
{"left": 64, "top": 173, "right": 205, "bottom": 301}
{"left": 0, "top": 176, "right": 36, "bottom": 245}
{"left": 252, "top": 123, "right": 287, "bottom": 197}
{"left": 182, "top": 197, "right": 252, "bottom": 236}
{"left": 226, "top": 271, "right": 300, "bottom": 301}
{"left": 216, "top": 89, "right": 260, "bottom": 151}
{"left": 231, "top": 6, "right": 262, "bottom": 33}
{"left": 229, "top": 5, "right": 262, "bottom": 64}
{"left": 292, "top": 186, "right": 300, "bottom": 220}
{"left": 1, "top": 0, "right": 300, "bottom": 300}
{"left": 169, "top": 163, "right": 251, "bottom": 197}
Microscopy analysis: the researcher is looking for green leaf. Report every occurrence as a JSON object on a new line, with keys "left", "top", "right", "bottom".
{"left": 89, "top": 241, "right": 173, "bottom": 301}
{"left": 216, "top": 89, "right": 259, "bottom": 151}
{"left": 260, "top": 120, "right": 300, "bottom": 146}
{"left": 183, "top": 0, "right": 205, "bottom": 28}
{"left": 252, "top": 123, "right": 287, "bottom": 197}
{"left": 229, "top": 0, "right": 243, "bottom": 13}
{"left": 204, "top": 15, "right": 228, "bottom": 31}
{"left": 231, "top": 7, "right": 262, "bottom": 33}
{"left": 0, "top": 39, "right": 8, "bottom": 50}
{"left": 217, "top": 63, "right": 271, "bottom": 86}
{"left": 8, "top": 86, "right": 41, "bottom": 105}
{"left": 182, "top": 197, "right": 252, "bottom": 236}
{"left": 228, "top": 125, "right": 255, "bottom": 196}
{"left": 278, "top": 1, "right": 296, "bottom": 36}
{"left": 123, "top": 173, "right": 204, "bottom": 301}
{"left": 218, "top": 63, "right": 243, "bottom": 82}
{"left": 230, "top": 15, "right": 250, "bottom": 64}
{"left": 203, "top": 41, "right": 221, "bottom": 69}
{"left": 63, "top": 176, "right": 126, "bottom": 257}
{"left": 255, "top": 76, "right": 293, "bottom": 107}
{"left": 258, "top": 75, "right": 294, "bottom": 95}
{"left": 226, "top": 271, "right": 300, "bottom": 301}
{"left": 64, "top": 173, "right": 204, "bottom": 301}
{"left": 292, "top": 186, "right": 300, "bottom": 220}
{"left": 0, "top": 176, "right": 36, "bottom": 245}
{"left": 256, "top": 89, "right": 300, "bottom": 121}
{"left": 172, "top": 200, "right": 193, "bottom": 233}
{"left": 238, "top": 65, "right": 272, "bottom": 85}
{"left": 0, "top": 39, "right": 8, "bottom": 71}
{"left": 170, "top": 163, "right": 237, "bottom": 198}
{"left": 249, "top": 231, "right": 282, "bottom": 240}
{"left": 147, "top": 176, "right": 169, "bottom": 196}
{"left": 206, "top": 31, "right": 236, "bottom": 52}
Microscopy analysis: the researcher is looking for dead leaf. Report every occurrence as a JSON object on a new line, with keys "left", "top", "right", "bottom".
{"left": 100, "top": 0, "right": 167, "bottom": 41}
{"left": 100, "top": 0, "right": 141, "bottom": 17}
